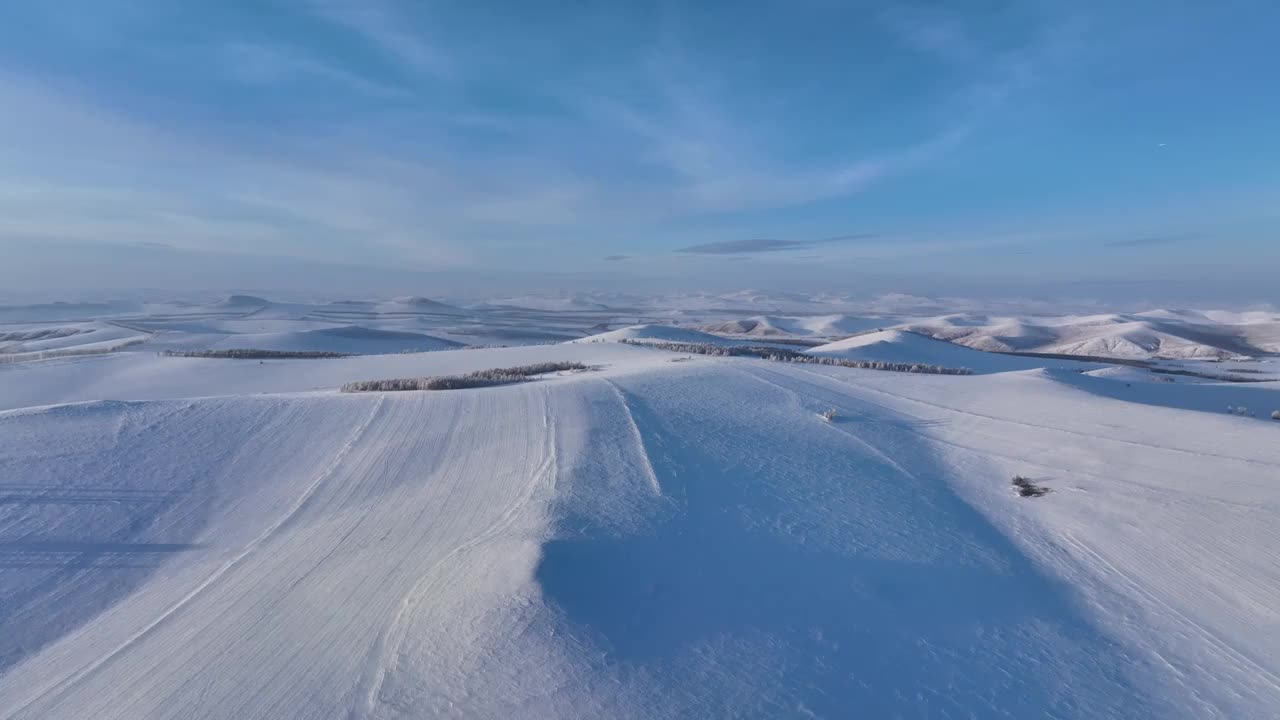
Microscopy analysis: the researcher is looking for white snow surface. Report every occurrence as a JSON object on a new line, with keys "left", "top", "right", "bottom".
{"left": 0, "top": 322, "right": 147, "bottom": 361}
{"left": 209, "top": 326, "right": 461, "bottom": 354}
{"left": 570, "top": 323, "right": 738, "bottom": 345}
{"left": 805, "top": 329, "right": 1100, "bottom": 374}
{"left": 907, "top": 311, "right": 1280, "bottom": 360}
{"left": 2, "top": 297, "right": 1279, "bottom": 719}
{"left": 698, "top": 314, "right": 886, "bottom": 338}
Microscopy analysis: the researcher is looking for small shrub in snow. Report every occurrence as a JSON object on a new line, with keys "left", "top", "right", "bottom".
{"left": 819, "top": 408, "right": 837, "bottom": 422}
{"left": 341, "top": 361, "right": 588, "bottom": 393}
{"left": 1226, "top": 405, "right": 1252, "bottom": 417}
{"left": 1011, "top": 475, "right": 1050, "bottom": 498}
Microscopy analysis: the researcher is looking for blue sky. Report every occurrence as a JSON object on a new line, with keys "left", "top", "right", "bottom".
{"left": 1, "top": 1, "right": 1277, "bottom": 301}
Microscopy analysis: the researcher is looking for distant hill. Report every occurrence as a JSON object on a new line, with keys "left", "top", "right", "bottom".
{"left": 211, "top": 326, "right": 461, "bottom": 355}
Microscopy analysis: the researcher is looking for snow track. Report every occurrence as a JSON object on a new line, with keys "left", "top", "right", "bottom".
{"left": 742, "top": 362, "right": 1280, "bottom": 716}
{"left": 0, "top": 388, "right": 566, "bottom": 719}
{"left": 3, "top": 396, "right": 389, "bottom": 719}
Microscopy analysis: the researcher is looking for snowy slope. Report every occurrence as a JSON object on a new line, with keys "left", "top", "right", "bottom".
{"left": 3, "top": 306, "right": 1280, "bottom": 718}
{"left": 805, "top": 329, "right": 1099, "bottom": 374}
{"left": 571, "top": 324, "right": 736, "bottom": 345}
{"left": 698, "top": 314, "right": 884, "bottom": 338}
{"left": 209, "top": 326, "right": 462, "bottom": 355}
{"left": 907, "top": 312, "right": 1278, "bottom": 360}
{"left": 0, "top": 388, "right": 576, "bottom": 719}
{"left": 474, "top": 294, "right": 613, "bottom": 312}
{"left": 0, "top": 343, "right": 654, "bottom": 411}
{"left": 761, "top": 363, "right": 1280, "bottom": 716}
{"left": 0, "top": 322, "right": 148, "bottom": 361}
{"left": 0, "top": 301, "right": 146, "bottom": 324}
{"left": 212, "top": 294, "right": 269, "bottom": 309}
{"left": 1, "top": 347, "right": 1279, "bottom": 717}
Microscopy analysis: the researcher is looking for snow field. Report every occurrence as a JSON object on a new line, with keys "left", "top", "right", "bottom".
{"left": 0, "top": 324, "right": 1277, "bottom": 717}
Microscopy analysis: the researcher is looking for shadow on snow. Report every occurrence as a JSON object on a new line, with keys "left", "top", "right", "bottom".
{"left": 536, "top": 370, "right": 1167, "bottom": 718}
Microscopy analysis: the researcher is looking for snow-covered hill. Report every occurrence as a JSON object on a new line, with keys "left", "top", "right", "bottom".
{"left": 805, "top": 329, "right": 1099, "bottom": 374}
{"left": 571, "top": 323, "right": 737, "bottom": 345}
{"left": 209, "top": 326, "right": 461, "bottom": 355}
{"left": 0, "top": 322, "right": 148, "bottom": 362}
{"left": 907, "top": 311, "right": 1280, "bottom": 360}
{"left": 699, "top": 314, "right": 885, "bottom": 338}
{"left": 2, "top": 298, "right": 1280, "bottom": 718}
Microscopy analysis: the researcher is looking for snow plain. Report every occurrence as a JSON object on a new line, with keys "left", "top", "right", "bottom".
{"left": 1, "top": 294, "right": 1278, "bottom": 719}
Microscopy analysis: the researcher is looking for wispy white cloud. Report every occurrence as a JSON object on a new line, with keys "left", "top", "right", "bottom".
{"left": 305, "top": 0, "right": 452, "bottom": 78}
{"left": 567, "top": 55, "right": 977, "bottom": 220}
{"left": 678, "top": 234, "right": 877, "bottom": 255}
{"left": 221, "top": 41, "right": 408, "bottom": 98}
{"left": 0, "top": 1, "right": 1087, "bottom": 275}
{"left": 877, "top": 5, "right": 978, "bottom": 63}
{"left": 0, "top": 71, "right": 472, "bottom": 266}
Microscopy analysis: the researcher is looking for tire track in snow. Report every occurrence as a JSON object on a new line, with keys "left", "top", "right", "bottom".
{"left": 117, "top": 392, "right": 428, "bottom": 717}
{"left": 742, "top": 364, "right": 1142, "bottom": 488}
{"left": 185, "top": 391, "right": 434, "bottom": 718}
{"left": 792, "top": 365, "right": 1280, "bottom": 471}
{"left": 350, "top": 388, "right": 559, "bottom": 720}
{"left": 601, "top": 378, "right": 662, "bottom": 498}
{"left": 730, "top": 365, "right": 920, "bottom": 482}
{"left": 1059, "top": 531, "right": 1280, "bottom": 700}
{"left": 761, "top": 362, "right": 1280, "bottom": 712}
{"left": 251, "top": 393, "right": 432, "bottom": 616}
{"left": 749, "top": 365, "right": 1275, "bottom": 511}
{"left": 763, "top": 364, "right": 1280, "bottom": 512}
{"left": 3, "top": 395, "right": 388, "bottom": 720}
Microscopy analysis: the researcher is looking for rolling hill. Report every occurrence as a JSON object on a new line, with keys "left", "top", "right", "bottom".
{"left": 2, "top": 299, "right": 1279, "bottom": 718}
{"left": 906, "top": 312, "right": 1280, "bottom": 360}
{"left": 209, "top": 326, "right": 462, "bottom": 355}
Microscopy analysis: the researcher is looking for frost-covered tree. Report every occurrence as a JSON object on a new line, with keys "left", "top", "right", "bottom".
{"left": 342, "top": 362, "right": 588, "bottom": 392}
{"left": 618, "top": 340, "right": 974, "bottom": 376}
{"left": 163, "top": 349, "right": 350, "bottom": 359}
